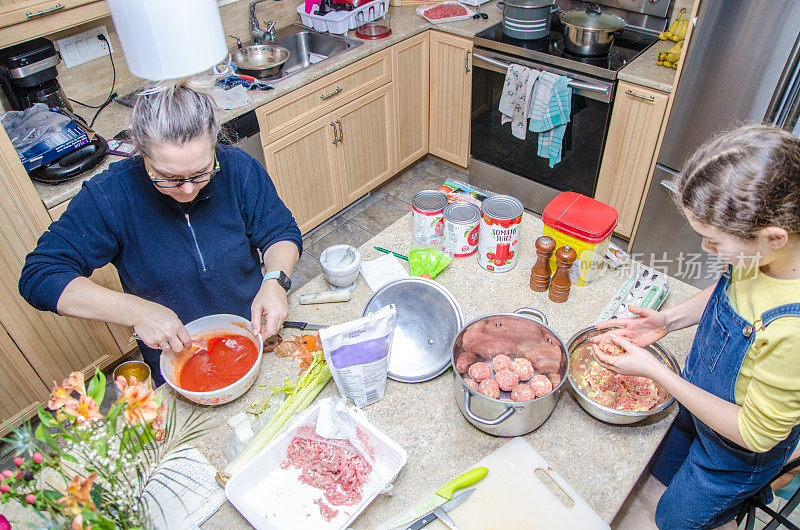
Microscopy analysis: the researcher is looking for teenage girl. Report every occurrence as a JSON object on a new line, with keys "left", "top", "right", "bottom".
{"left": 594, "top": 125, "right": 800, "bottom": 529}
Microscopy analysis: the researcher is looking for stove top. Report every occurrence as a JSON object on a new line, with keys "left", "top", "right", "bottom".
{"left": 473, "top": 19, "right": 658, "bottom": 80}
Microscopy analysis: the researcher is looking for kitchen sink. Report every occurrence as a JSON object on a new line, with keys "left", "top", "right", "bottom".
{"left": 234, "top": 25, "right": 362, "bottom": 82}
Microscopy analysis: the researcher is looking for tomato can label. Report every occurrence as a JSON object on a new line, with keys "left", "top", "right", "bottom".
{"left": 477, "top": 195, "right": 523, "bottom": 272}
{"left": 411, "top": 190, "right": 448, "bottom": 247}
{"left": 443, "top": 202, "right": 480, "bottom": 257}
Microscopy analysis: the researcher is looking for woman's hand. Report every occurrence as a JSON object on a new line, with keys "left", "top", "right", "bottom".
{"left": 251, "top": 279, "right": 288, "bottom": 338}
{"left": 130, "top": 298, "right": 192, "bottom": 353}
{"left": 592, "top": 334, "right": 665, "bottom": 380}
{"left": 595, "top": 306, "right": 668, "bottom": 347}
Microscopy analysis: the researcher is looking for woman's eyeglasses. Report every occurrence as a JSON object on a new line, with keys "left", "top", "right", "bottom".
{"left": 146, "top": 154, "right": 220, "bottom": 188}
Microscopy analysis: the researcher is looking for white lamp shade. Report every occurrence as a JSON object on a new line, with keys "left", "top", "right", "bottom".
{"left": 107, "top": 0, "right": 227, "bottom": 80}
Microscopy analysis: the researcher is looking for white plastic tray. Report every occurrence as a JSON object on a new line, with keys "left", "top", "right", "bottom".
{"left": 225, "top": 398, "right": 407, "bottom": 530}
{"left": 298, "top": 0, "right": 389, "bottom": 35}
{"left": 416, "top": 1, "right": 475, "bottom": 23}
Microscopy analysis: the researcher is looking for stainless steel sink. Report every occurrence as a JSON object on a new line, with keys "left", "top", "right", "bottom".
{"left": 233, "top": 25, "right": 362, "bottom": 81}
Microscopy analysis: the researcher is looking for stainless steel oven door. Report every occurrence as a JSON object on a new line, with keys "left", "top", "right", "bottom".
{"left": 470, "top": 49, "right": 614, "bottom": 214}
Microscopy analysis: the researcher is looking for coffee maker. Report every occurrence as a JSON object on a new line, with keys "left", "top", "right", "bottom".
{"left": 0, "top": 37, "right": 72, "bottom": 112}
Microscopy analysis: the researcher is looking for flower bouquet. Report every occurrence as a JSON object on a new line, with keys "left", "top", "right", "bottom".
{"left": 1, "top": 369, "right": 208, "bottom": 529}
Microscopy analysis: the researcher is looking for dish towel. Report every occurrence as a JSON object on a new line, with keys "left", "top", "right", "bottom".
{"left": 529, "top": 71, "right": 572, "bottom": 167}
{"left": 498, "top": 64, "right": 541, "bottom": 140}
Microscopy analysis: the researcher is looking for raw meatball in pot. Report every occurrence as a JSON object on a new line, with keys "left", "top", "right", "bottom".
{"left": 468, "top": 362, "right": 492, "bottom": 382}
{"left": 530, "top": 374, "right": 553, "bottom": 397}
{"left": 495, "top": 369, "right": 520, "bottom": 392}
{"left": 492, "top": 354, "right": 512, "bottom": 373}
{"left": 463, "top": 377, "right": 479, "bottom": 391}
{"left": 455, "top": 352, "right": 476, "bottom": 374}
{"left": 511, "top": 384, "right": 534, "bottom": 402}
{"left": 511, "top": 358, "right": 534, "bottom": 381}
{"left": 478, "top": 379, "right": 500, "bottom": 399}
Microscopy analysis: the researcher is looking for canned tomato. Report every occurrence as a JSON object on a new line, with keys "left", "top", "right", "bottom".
{"left": 477, "top": 195, "right": 524, "bottom": 272}
{"left": 443, "top": 202, "right": 480, "bottom": 257}
{"left": 412, "top": 190, "right": 448, "bottom": 247}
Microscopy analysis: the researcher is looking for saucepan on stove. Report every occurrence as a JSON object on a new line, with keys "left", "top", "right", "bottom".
{"left": 566, "top": 326, "right": 679, "bottom": 424}
{"left": 451, "top": 308, "right": 569, "bottom": 437}
{"left": 495, "top": 0, "right": 558, "bottom": 41}
{"left": 559, "top": 2, "right": 626, "bottom": 56}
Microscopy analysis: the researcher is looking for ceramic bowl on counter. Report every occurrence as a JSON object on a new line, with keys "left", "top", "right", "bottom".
{"left": 566, "top": 326, "right": 679, "bottom": 424}
{"left": 320, "top": 244, "right": 361, "bottom": 287}
{"left": 160, "top": 314, "right": 263, "bottom": 406}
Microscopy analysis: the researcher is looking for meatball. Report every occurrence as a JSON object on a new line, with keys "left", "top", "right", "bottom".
{"left": 495, "top": 369, "right": 520, "bottom": 392}
{"left": 455, "top": 352, "right": 476, "bottom": 374}
{"left": 511, "top": 384, "right": 534, "bottom": 402}
{"left": 511, "top": 358, "right": 534, "bottom": 381}
{"left": 546, "top": 372, "right": 561, "bottom": 388}
{"left": 492, "top": 354, "right": 512, "bottom": 373}
{"left": 468, "top": 362, "right": 492, "bottom": 382}
{"left": 530, "top": 374, "right": 553, "bottom": 397}
{"left": 463, "top": 377, "right": 479, "bottom": 391}
{"left": 478, "top": 379, "right": 500, "bottom": 399}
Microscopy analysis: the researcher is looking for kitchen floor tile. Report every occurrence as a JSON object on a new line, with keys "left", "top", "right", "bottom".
{"left": 349, "top": 194, "right": 411, "bottom": 235}
{"left": 388, "top": 169, "right": 449, "bottom": 204}
{"left": 291, "top": 252, "right": 322, "bottom": 291}
{"left": 303, "top": 222, "right": 374, "bottom": 259}
{"left": 417, "top": 157, "right": 469, "bottom": 183}
{"left": 376, "top": 164, "right": 427, "bottom": 199}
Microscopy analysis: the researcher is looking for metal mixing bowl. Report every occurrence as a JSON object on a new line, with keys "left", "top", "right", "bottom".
{"left": 231, "top": 44, "right": 290, "bottom": 78}
{"left": 362, "top": 277, "right": 463, "bottom": 382}
{"left": 566, "top": 326, "right": 679, "bottom": 424}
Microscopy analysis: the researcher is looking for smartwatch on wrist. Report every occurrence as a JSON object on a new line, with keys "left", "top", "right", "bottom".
{"left": 263, "top": 270, "right": 292, "bottom": 292}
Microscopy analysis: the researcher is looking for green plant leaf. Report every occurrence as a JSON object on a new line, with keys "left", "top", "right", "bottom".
{"left": 86, "top": 368, "right": 106, "bottom": 405}
{"left": 37, "top": 406, "right": 58, "bottom": 427}
{"left": 35, "top": 423, "right": 59, "bottom": 451}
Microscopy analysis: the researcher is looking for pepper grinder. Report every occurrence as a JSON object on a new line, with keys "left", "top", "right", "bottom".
{"left": 530, "top": 236, "right": 556, "bottom": 292}
{"left": 549, "top": 245, "right": 577, "bottom": 303}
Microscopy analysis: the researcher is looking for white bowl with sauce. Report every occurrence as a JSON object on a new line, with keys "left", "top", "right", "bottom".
{"left": 160, "top": 314, "right": 263, "bottom": 406}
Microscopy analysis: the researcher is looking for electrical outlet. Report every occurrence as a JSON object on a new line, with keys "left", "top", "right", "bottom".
{"left": 56, "top": 26, "right": 113, "bottom": 69}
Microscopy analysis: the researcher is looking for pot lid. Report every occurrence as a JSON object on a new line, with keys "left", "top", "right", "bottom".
{"left": 560, "top": 3, "right": 626, "bottom": 31}
{"left": 505, "top": 0, "right": 554, "bottom": 8}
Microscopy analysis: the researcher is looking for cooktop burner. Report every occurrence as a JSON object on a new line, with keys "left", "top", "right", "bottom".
{"left": 473, "top": 19, "right": 658, "bottom": 80}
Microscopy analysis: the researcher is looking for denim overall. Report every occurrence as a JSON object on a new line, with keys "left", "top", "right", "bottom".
{"left": 651, "top": 270, "right": 800, "bottom": 529}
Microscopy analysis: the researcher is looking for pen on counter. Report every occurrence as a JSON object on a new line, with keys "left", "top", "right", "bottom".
{"left": 374, "top": 246, "right": 409, "bottom": 261}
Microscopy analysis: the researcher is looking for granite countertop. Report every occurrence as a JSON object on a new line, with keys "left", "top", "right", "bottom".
{"left": 618, "top": 38, "right": 680, "bottom": 93}
{"left": 33, "top": 5, "right": 503, "bottom": 210}
{"left": 149, "top": 211, "right": 701, "bottom": 528}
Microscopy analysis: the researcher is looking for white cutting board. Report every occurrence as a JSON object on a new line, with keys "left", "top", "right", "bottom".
{"left": 425, "top": 438, "right": 609, "bottom": 530}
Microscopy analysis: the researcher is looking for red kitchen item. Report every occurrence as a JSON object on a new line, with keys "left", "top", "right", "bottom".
{"left": 542, "top": 192, "right": 617, "bottom": 244}
{"left": 356, "top": 22, "right": 391, "bottom": 39}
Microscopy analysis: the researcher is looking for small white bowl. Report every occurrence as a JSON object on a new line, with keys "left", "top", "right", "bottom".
{"left": 160, "top": 314, "right": 262, "bottom": 406}
{"left": 320, "top": 244, "right": 361, "bottom": 287}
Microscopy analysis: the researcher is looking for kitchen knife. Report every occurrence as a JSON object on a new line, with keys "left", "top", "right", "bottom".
{"left": 282, "top": 320, "right": 325, "bottom": 331}
{"left": 403, "top": 488, "right": 475, "bottom": 530}
{"left": 390, "top": 467, "right": 488, "bottom": 528}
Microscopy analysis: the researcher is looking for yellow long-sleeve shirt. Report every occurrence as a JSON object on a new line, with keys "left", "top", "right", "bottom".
{"left": 729, "top": 268, "right": 800, "bottom": 453}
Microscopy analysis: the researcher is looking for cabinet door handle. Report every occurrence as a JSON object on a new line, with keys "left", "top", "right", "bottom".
{"left": 335, "top": 119, "right": 343, "bottom": 143}
{"left": 465, "top": 50, "right": 472, "bottom": 73}
{"left": 625, "top": 88, "right": 655, "bottom": 102}
{"left": 330, "top": 122, "right": 338, "bottom": 144}
{"left": 320, "top": 86, "right": 342, "bottom": 100}
{"left": 26, "top": 3, "right": 64, "bottom": 18}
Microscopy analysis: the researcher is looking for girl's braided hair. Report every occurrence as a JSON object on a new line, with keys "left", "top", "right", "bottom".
{"left": 675, "top": 124, "right": 800, "bottom": 239}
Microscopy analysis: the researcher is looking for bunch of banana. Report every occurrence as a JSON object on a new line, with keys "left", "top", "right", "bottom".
{"left": 658, "top": 8, "right": 688, "bottom": 42}
{"left": 657, "top": 40, "right": 683, "bottom": 69}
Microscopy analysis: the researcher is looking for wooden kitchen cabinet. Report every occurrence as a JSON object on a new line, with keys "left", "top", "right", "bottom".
{"left": 0, "top": 0, "right": 109, "bottom": 49}
{"left": 429, "top": 31, "right": 472, "bottom": 168}
{"left": 392, "top": 31, "right": 429, "bottom": 169}
{"left": 595, "top": 81, "right": 669, "bottom": 238}
{"left": 0, "top": 321, "right": 49, "bottom": 435}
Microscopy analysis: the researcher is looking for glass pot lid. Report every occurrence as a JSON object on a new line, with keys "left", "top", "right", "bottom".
{"left": 560, "top": 3, "right": 626, "bottom": 31}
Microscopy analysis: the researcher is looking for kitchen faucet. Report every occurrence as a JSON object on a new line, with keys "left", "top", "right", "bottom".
{"left": 249, "top": 0, "right": 277, "bottom": 43}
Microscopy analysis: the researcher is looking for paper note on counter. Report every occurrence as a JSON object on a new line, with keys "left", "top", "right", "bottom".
{"left": 360, "top": 253, "right": 409, "bottom": 292}
{"left": 144, "top": 447, "right": 226, "bottom": 529}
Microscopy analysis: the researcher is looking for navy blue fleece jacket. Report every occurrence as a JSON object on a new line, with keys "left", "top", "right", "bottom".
{"left": 19, "top": 144, "right": 302, "bottom": 326}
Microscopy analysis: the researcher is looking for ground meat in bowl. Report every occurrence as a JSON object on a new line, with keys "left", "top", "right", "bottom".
{"left": 478, "top": 379, "right": 500, "bottom": 399}
{"left": 468, "top": 362, "right": 492, "bottom": 382}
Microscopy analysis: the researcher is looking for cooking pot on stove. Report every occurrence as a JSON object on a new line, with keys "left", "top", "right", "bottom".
{"left": 496, "top": 0, "right": 557, "bottom": 41}
{"left": 451, "top": 308, "right": 569, "bottom": 437}
{"left": 560, "top": 2, "right": 626, "bottom": 56}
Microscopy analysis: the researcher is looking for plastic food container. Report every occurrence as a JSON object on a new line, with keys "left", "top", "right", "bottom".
{"left": 416, "top": 1, "right": 476, "bottom": 23}
{"left": 226, "top": 398, "right": 407, "bottom": 529}
{"left": 542, "top": 192, "right": 618, "bottom": 286}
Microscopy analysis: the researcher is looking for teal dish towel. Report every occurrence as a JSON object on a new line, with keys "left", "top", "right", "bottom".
{"left": 528, "top": 72, "right": 572, "bottom": 168}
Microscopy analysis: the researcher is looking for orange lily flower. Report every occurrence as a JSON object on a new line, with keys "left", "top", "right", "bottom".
{"left": 114, "top": 375, "right": 138, "bottom": 398}
{"left": 48, "top": 384, "right": 72, "bottom": 411}
{"left": 58, "top": 473, "right": 97, "bottom": 516}
{"left": 64, "top": 395, "right": 103, "bottom": 424}
{"left": 63, "top": 372, "right": 86, "bottom": 395}
{"left": 123, "top": 385, "right": 159, "bottom": 425}
{"left": 71, "top": 513, "right": 92, "bottom": 530}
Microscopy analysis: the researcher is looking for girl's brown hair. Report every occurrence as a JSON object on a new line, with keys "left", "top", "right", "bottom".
{"left": 675, "top": 124, "right": 800, "bottom": 239}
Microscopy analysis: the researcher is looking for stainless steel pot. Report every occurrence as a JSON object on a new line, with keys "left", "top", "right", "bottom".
{"left": 231, "top": 43, "right": 290, "bottom": 78}
{"left": 559, "top": 3, "right": 626, "bottom": 56}
{"left": 452, "top": 308, "right": 569, "bottom": 437}
{"left": 497, "top": 0, "right": 557, "bottom": 41}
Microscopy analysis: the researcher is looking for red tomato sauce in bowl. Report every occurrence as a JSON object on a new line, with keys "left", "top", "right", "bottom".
{"left": 179, "top": 334, "right": 259, "bottom": 392}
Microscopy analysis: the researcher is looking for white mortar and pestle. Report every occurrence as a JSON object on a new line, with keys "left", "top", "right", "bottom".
{"left": 300, "top": 244, "right": 361, "bottom": 304}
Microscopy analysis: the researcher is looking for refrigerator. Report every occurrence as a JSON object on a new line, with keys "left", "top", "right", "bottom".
{"left": 630, "top": 0, "right": 800, "bottom": 288}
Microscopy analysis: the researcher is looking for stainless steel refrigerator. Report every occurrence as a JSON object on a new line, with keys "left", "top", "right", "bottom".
{"left": 630, "top": 0, "right": 800, "bottom": 288}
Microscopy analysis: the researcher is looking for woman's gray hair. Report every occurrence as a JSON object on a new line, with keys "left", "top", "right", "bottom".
{"left": 130, "top": 78, "right": 219, "bottom": 158}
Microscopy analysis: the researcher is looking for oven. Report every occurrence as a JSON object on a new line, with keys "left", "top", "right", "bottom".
{"left": 469, "top": 49, "right": 614, "bottom": 213}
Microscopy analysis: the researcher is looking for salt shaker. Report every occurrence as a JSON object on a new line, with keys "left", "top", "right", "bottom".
{"left": 530, "top": 236, "right": 556, "bottom": 292}
{"left": 549, "top": 245, "right": 577, "bottom": 303}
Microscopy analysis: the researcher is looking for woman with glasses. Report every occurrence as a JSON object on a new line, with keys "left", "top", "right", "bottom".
{"left": 19, "top": 81, "right": 302, "bottom": 385}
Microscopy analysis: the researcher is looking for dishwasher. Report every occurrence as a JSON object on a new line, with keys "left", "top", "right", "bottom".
{"left": 220, "top": 110, "right": 266, "bottom": 169}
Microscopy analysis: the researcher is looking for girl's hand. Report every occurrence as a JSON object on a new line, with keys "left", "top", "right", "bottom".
{"left": 251, "top": 279, "right": 289, "bottom": 338}
{"left": 595, "top": 306, "right": 668, "bottom": 347}
{"left": 131, "top": 299, "right": 192, "bottom": 353}
{"left": 592, "top": 334, "right": 665, "bottom": 380}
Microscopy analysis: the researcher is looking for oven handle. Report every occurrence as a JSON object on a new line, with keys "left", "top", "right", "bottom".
{"left": 472, "top": 52, "right": 609, "bottom": 95}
